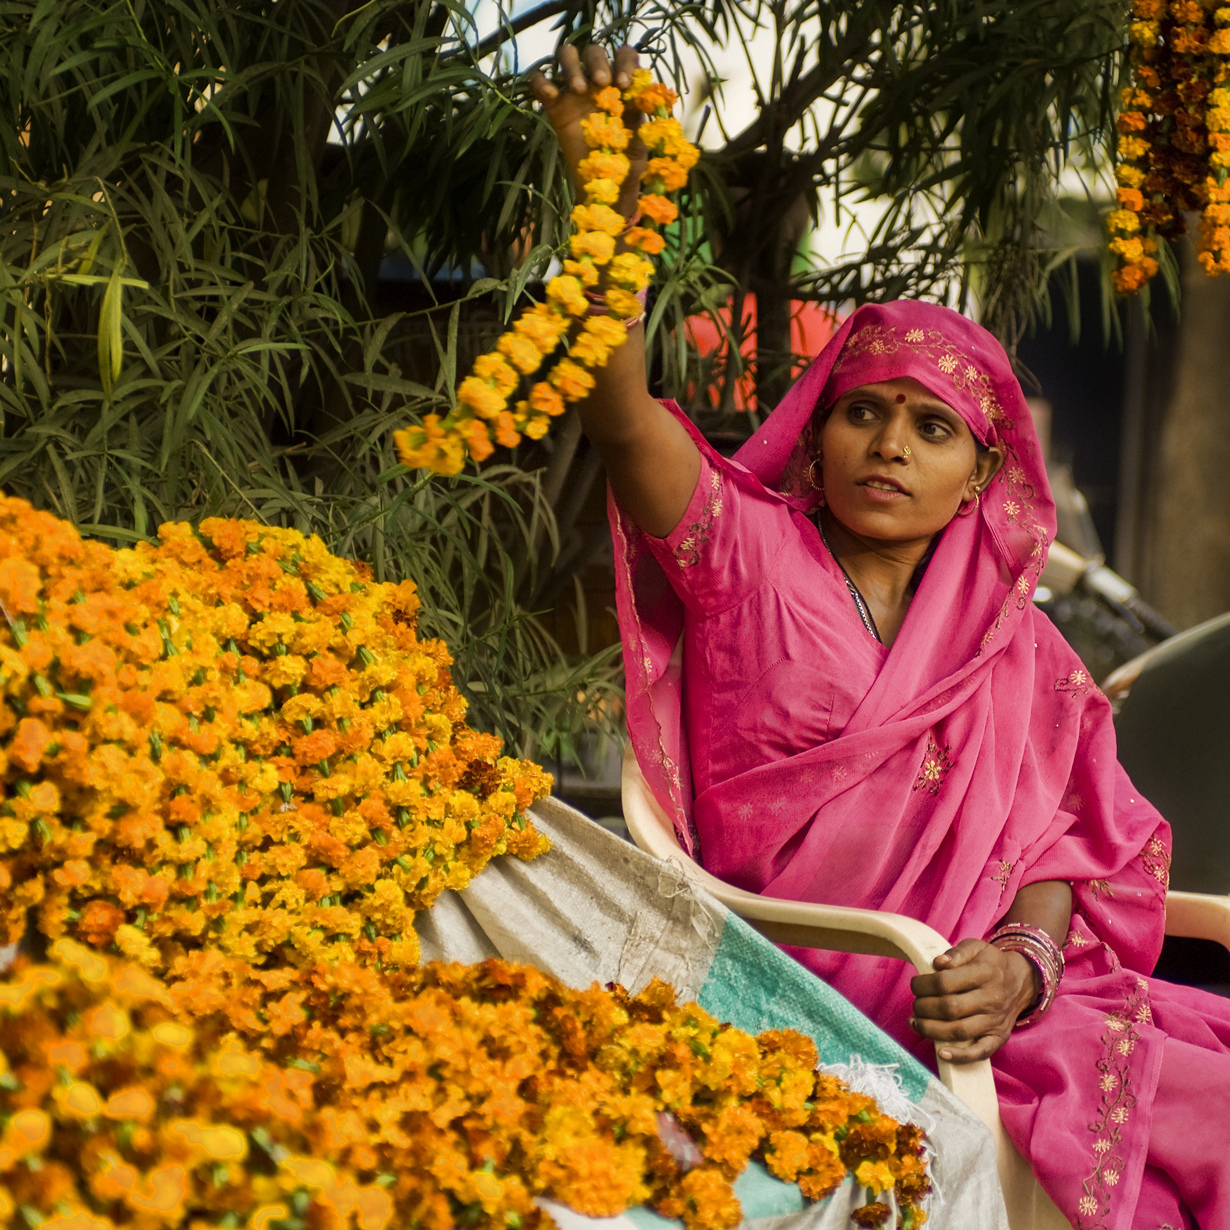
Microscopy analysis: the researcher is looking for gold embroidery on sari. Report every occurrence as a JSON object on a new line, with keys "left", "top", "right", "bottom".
{"left": 1139, "top": 835, "right": 1170, "bottom": 888}
{"left": 913, "top": 735, "right": 953, "bottom": 795}
{"left": 1056, "top": 669, "right": 1098, "bottom": 698}
{"left": 673, "top": 469, "right": 723, "bottom": 567}
{"left": 1075, "top": 980, "right": 1149, "bottom": 1229}
{"left": 991, "top": 858, "right": 1014, "bottom": 898}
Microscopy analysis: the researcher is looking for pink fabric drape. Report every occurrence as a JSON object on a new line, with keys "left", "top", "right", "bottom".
{"left": 610, "top": 302, "right": 1230, "bottom": 1229}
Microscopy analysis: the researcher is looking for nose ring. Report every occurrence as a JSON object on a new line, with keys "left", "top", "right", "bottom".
{"left": 902, "top": 445, "right": 911, "bottom": 458}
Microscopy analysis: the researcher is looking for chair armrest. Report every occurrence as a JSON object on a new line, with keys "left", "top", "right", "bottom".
{"left": 1165, "top": 890, "right": 1230, "bottom": 953}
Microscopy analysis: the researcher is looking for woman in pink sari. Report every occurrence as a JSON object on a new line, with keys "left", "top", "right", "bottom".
{"left": 533, "top": 47, "right": 1230, "bottom": 1229}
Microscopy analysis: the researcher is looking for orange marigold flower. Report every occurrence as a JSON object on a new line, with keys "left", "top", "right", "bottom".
{"left": 625, "top": 226, "right": 666, "bottom": 255}
{"left": 548, "top": 359, "right": 596, "bottom": 402}
{"left": 78, "top": 900, "right": 124, "bottom": 947}
{"left": 529, "top": 382, "right": 566, "bottom": 418}
{"left": 594, "top": 86, "right": 623, "bottom": 115}
{"left": 637, "top": 194, "right": 678, "bottom": 226}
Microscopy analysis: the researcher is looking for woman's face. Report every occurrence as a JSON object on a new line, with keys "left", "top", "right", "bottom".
{"left": 818, "top": 377, "right": 1003, "bottom": 545}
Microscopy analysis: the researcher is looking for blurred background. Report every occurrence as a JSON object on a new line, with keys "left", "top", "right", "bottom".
{"left": 4, "top": 0, "right": 1229, "bottom": 872}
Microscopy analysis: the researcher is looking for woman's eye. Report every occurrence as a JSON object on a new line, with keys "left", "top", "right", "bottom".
{"left": 848, "top": 403, "right": 876, "bottom": 421}
{"left": 920, "top": 421, "right": 951, "bottom": 439}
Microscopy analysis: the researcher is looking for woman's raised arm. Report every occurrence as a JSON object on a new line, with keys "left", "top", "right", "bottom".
{"left": 529, "top": 45, "right": 700, "bottom": 539}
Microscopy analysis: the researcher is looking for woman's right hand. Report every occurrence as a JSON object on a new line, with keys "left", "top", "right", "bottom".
{"left": 528, "top": 45, "right": 647, "bottom": 219}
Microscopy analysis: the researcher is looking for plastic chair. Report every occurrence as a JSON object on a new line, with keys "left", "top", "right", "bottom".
{"left": 622, "top": 745, "right": 1230, "bottom": 1230}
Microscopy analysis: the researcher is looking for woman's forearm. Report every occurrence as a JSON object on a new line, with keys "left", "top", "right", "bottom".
{"left": 998, "top": 879, "right": 1073, "bottom": 947}
{"left": 578, "top": 322, "right": 699, "bottom": 537}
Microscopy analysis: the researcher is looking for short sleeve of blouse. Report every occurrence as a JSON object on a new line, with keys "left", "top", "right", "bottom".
{"left": 635, "top": 448, "right": 795, "bottom": 615}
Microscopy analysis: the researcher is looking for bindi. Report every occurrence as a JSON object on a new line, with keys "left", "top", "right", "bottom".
{"left": 895, "top": 394, "right": 906, "bottom": 403}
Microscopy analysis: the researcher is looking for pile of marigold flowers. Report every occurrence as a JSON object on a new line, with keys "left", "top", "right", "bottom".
{"left": 395, "top": 68, "right": 699, "bottom": 474}
{"left": 0, "top": 495, "right": 932, "bottom": 1230}
{"left": 0, "top": 492, "right": 551, "bottom": 973}
{"left": 1110, "top": 0, "right": 1230, "bottom": 292}
{"left": 0, "top": 942, "right": 929, "bottom": 1230}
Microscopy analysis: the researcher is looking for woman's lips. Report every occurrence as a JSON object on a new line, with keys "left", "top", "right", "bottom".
{"left": 856, "top": 476, "right": 910, "bottom": 501}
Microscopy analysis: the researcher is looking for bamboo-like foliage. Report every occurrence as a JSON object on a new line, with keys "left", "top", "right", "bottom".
{"left": 0, "top": 0, "right": 629, "bottom": 762}
{"left": 0, "top": 0, "right": 1124, "bottom": 759}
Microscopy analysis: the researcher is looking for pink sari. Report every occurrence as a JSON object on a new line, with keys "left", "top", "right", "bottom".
{"left": 611, "top": 302, "right": 1230, "bottom": 1229}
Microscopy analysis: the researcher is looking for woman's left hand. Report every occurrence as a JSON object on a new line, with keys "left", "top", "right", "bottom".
{"left": 908, "top": 938, "right": 1039, "bottom": 1063}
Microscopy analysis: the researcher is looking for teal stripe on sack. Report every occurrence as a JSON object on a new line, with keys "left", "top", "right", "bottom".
{"left": 625, "top": 1160, "right": 805, "bottom": 1228}
{"left": 697, "top": 912, "right": 933, "bottom": 1103}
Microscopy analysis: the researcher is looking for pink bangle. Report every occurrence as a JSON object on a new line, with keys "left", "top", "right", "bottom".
{"left": 987, "top": 923, "right": 1064, "bottom": 1028}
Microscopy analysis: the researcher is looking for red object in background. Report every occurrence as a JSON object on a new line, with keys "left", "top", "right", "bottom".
{"left": 685, "top": 296, "right": 841, "bottom": 412}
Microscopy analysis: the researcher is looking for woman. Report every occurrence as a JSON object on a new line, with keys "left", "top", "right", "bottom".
{"left": 532, "top": 47, "right": 1230, "bottom": 1229}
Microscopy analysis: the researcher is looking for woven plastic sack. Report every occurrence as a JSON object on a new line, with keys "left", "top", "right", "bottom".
{"left": 416, "top": 796, "right": 1009, "bottom": 1229}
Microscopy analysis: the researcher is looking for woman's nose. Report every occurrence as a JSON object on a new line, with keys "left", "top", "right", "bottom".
{"left": 872, "top": 428, "right": 909, "bottom": 462}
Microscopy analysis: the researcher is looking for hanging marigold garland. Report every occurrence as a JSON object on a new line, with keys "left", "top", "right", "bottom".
{"left": 1111, "top": 0, "right": 1230, "bottom": 291}
{"left": 394, "top": 69, "right": 699, "bottom": 475}
{"left": 0, "top": 496, "right": 933, "bottom": 1230}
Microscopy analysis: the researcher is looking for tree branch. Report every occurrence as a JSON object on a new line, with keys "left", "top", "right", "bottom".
{"left": 455, "top": 1, "right": 571, "bottom": 66}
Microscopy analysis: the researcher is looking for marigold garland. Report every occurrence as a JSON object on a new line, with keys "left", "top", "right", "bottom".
{"left": 0, "top": 943, "right": 930, "bottom": 1230}
{"left": 1110, "top": 0, "right": 1230, "bottom": 291}
{"left": 0, "top": 497, "right": 933, "bottom": 1230}
{"left": 395, "top": 69, "right": 699, "bottom": 474}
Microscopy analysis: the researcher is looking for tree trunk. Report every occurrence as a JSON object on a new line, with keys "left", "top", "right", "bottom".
{"left": 1136, "top": 248, "right": 1230, "bottom": 627}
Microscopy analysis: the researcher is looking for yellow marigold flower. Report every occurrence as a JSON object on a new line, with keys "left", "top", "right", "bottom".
{"left": 605, "top": 287, "right": 644, "bottom": 320}
{"left": 584, "top": 177, "right": 622, "bottom": 206}
{"left": 102, "top": 1086, "right": 156, "bottom": 1120}
{"left": 152, "top": 1020, "right": 194, "bottom": 1051}
{"left": 497, "top": 331, "right": 546, "bottom": 375}
{"left": 570, "top": 230, "right": 617, "bottom": 263}
{"left": 1117, "top": 135, "right": 1150, "bottom": 160}
{"left": 581, "top": 112, "right": 630, "bottom": 150}
{"left": 1107, "top": 208, "right": 1141, "bottom": 234}
{"left": 578, "top": 151, "right": 631, "bottom": 185}
{"left": 546, "top": 274, "right": 589, "bottom": 317}
{"left": 456, "top": 375, "right": 508, "bottom": 420}
{"left": 1130, "top": 19, "right": 1160, "bottom": 45}
{"left": 1210, "top": 105, "right": 1230, "bottom": 132}
{"left": 570, "top": 324, "right": 619, "bottom": 369}
{"left": 54, "top": 1080, "right": 103, "bottom": 1119}
{"left": 564, "top": 257, "right": 601, "bottom": 286}
{"left": 4, "top": 1109, "right": 51, "bottom": 1155}
{"left": 571, "top": 203, "right": 626, "bottom": 235}
{"left": 472, "top": 352, "right": 519, "bottom": 397}
{"left": 854, "top": 1160, "right": 896, "bottom": 1195}
{"left": 608, "top": 252, "right": 655, "bottom": 292}
{"left": 1116, "top": 164, "right": 1146, "bottom": 188}
{"left": 513, "top": 303, "right": 569, "bottom": 350}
